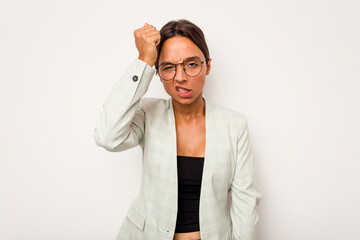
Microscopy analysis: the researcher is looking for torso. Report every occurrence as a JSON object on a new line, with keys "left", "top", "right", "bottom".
{"left": 173, "top": 113, "right": 205, "bottom": 240}
{"left": 175, "top": 114, "right": 205, "bottom": 158}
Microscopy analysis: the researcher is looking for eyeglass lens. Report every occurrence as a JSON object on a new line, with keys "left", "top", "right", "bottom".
{"left": 159, "top": 59, "right": 203, "bottom": 80}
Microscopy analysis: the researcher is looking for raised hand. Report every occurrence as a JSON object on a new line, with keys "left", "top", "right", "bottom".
{"left": 134, "top": 23, "right": 161, "bottom": 67}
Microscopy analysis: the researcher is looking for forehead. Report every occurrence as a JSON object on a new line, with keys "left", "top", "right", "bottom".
{"left": 159, "top": 36, "right": 204, "bottom": 63}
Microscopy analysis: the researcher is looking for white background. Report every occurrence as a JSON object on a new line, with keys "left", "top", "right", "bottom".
{"left": 1, "top": 0, "right": 359, "bottom": 239}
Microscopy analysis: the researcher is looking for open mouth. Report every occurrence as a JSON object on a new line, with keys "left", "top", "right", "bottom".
{"left": 176, "top": 86, "right": 192, "bottom": 93}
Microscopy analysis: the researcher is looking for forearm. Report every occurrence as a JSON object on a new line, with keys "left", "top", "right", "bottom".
{"left": 93, "top": 58, "right": 155, "bottom": 151}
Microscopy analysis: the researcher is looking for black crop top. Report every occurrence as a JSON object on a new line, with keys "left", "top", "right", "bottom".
{"left": 174, "top": 155, "right": 205, "bottom": 233}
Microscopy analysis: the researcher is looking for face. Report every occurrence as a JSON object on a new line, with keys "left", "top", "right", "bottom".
{"left": 158, "top": 36, "right": 211, "bottom": 105}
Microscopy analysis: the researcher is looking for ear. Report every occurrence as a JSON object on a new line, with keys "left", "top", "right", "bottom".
{"left": 205, "top": 58, "right": 212, "bottom": 75}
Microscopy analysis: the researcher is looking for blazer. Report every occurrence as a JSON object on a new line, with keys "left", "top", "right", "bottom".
{"left": 93, "top": 58, "right": 262, "bottom": 240}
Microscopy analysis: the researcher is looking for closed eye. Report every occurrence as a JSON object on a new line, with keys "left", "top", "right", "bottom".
{"left": 162, "top": 65, "right": 175, "bottom": 71}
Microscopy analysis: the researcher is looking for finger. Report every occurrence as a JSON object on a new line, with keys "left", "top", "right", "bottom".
{"left": 142, "top": 29, "right": 159, "bottom": 36}
{"left": 141, "top": 23, "right": 154, "bottom": 29}
{"left": 135, "top": 23, "right": 153, "bottom": 33}
{"left": 142, "top": 24, "right": 154, "bottom": 28}
{"left": 154, "top": 37, "right": 161, "bottom": 47}
{"left": 134, "top": 26, "right": 156, "bottom": 38}
{"left": 141, "top": 26, "right": 157, "bottom": 34}
{"left": 139, "top": 30, "right": 159, "bottom": 42}
{"left": 146, "top": 31, "right": 160, "bottom": 40}
{"left": 145, "top": 33, "right": 161, "bottom": 46}
{"left": 146, "top": 30, "right": 160, "bottom": 37}
{"left": 142, "top": 31, "right": 160, "bottom": 42}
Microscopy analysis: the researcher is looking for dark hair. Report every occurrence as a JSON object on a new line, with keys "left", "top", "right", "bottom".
{"left": 155, "top": 19, "right": 210, "bottom": 73}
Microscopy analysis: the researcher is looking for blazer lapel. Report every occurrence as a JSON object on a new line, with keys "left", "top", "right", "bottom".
{"left": 166, "top": 96, "right": 217, "bottom": 235}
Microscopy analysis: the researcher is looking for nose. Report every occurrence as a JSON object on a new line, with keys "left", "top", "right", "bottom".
{"left": 174, "top": 63, "right": 187, "bottom": 82}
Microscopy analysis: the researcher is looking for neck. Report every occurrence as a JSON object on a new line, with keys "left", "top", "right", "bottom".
{"left": 172, "top": 95, "right": 205, "bottom": 120}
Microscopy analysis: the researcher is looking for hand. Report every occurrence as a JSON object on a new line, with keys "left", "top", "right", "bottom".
{"left": 134, "top": 23, "right": 161, "bottom": 67}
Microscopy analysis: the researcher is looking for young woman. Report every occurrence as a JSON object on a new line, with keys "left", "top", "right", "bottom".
{"left": 94, "top": 19, "right": 262, "bottom": 240}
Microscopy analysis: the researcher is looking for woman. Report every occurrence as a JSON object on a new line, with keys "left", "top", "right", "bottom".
{"left": 94, "top": 19, "right": 262, "bottom": 240}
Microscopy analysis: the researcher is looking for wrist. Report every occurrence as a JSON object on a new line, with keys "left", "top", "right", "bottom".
{"left": 138, "top": 55, "right": 155, "bottom": 67}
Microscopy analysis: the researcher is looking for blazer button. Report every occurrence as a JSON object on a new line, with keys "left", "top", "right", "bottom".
{"left": 132, "top": 75, "right": 138, "bottom": 82}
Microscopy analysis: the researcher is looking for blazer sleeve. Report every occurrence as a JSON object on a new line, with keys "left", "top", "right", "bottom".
{"left": 93, "top": 58, "right": 155, "bottom": 152}
{"left": 230, "top": 115, "right": 262, "bottom": 240}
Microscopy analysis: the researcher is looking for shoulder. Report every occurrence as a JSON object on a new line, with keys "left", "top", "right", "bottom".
{"left": 141, "top": 97, "right": 167, "bottom": 107}
{"left": 209, "top": 101, "right": 248, "bottom": 131}
{"left": 140, "top": 97, "right": 168, "bottom": 115}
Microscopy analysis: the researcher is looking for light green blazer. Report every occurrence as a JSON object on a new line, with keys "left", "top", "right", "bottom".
{"left": 93, "top": 58, "right": 262, "bottom": 240}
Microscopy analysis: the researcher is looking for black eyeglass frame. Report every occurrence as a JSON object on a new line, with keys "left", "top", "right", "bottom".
{"left": 157, "top": 57, "right": 205, "bottom": 81}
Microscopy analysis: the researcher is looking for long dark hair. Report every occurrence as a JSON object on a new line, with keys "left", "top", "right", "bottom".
{"left": 155, "top": 19, "right": 210, "bottom": 73}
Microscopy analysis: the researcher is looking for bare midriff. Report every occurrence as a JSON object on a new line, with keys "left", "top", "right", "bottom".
{"left": 173, "top": 230, "right": 201, "bottom": 240}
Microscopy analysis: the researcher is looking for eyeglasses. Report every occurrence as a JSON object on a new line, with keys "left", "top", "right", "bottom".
{"left": 158, "top": 57, "right": 205, "bottom": 81}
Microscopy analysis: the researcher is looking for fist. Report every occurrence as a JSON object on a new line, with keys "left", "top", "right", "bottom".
{"left": 134, "top": 23, "right": 161, "bottom": 67}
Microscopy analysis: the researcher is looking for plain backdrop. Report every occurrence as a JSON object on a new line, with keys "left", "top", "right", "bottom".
{"left": 1, "top": 0, "right": 359, "bottom": 239}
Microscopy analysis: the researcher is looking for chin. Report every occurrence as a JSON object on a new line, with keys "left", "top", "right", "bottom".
{"left": 174, "top": 97, "right": 193, "bottom": 103}
{"left": 173, "top": 93, "right": 202, "bottom": 104}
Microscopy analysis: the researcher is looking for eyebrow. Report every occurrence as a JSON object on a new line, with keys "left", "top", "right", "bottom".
{"left": 159, "top": 56, "right": 202, "bottom": 66}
